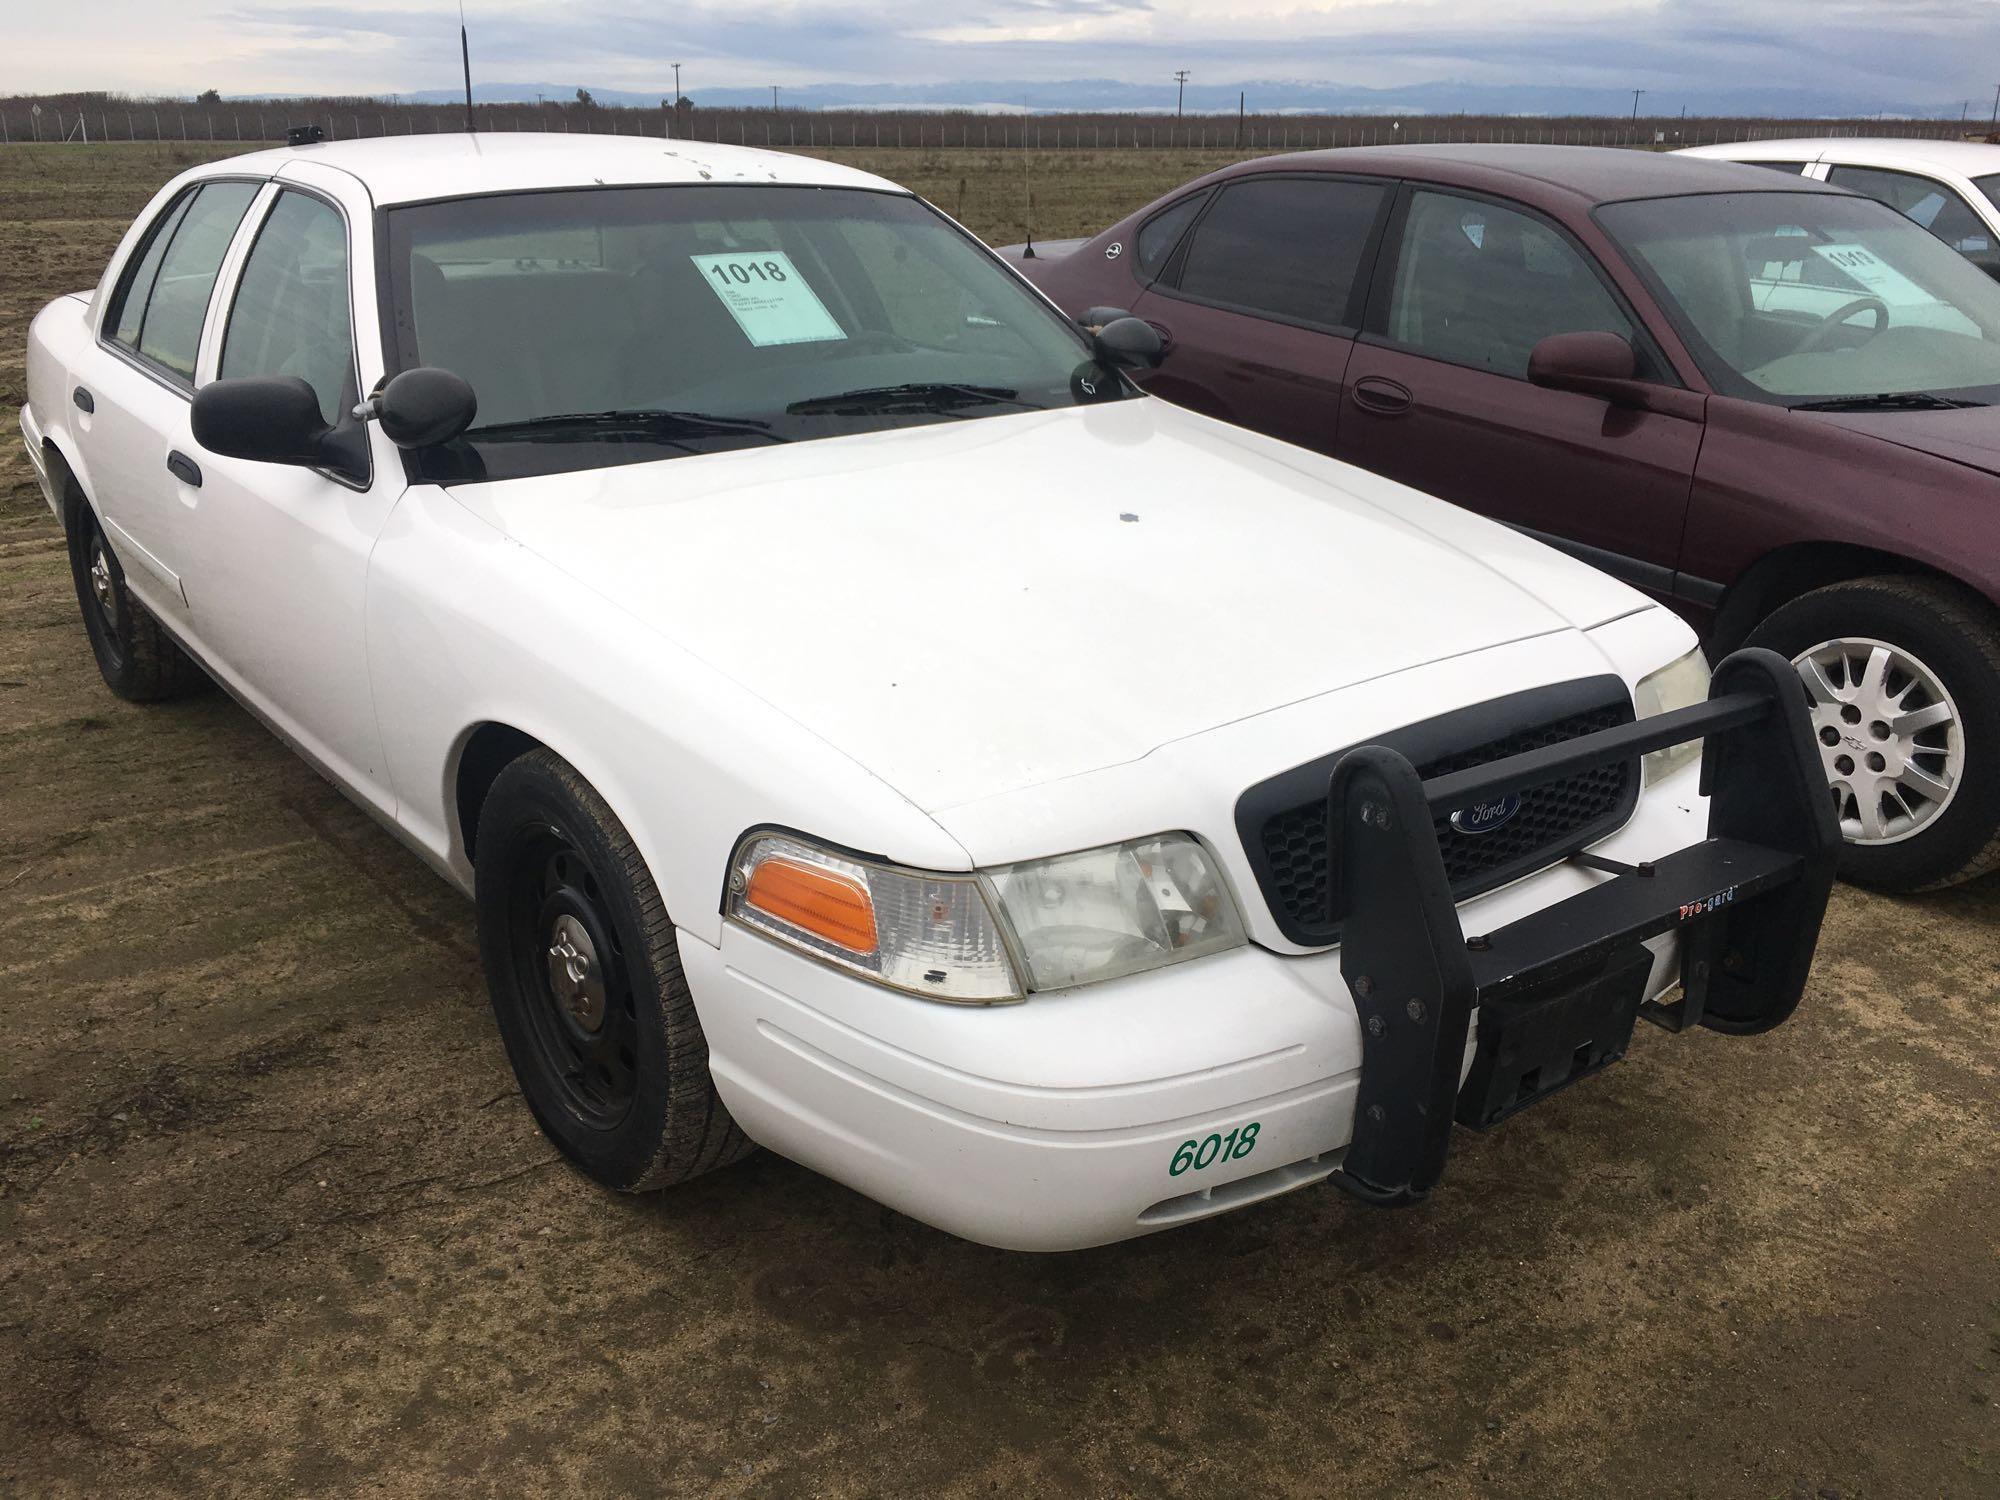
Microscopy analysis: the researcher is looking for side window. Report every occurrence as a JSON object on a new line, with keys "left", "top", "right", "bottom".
{"left": 106, "top": 190, "right": 195, "bottom": 348}
{"left": 1827, "top": 165, "right": 1995, "bottom": 255}
{"left": 1174, "top": 177, "right": 1385, "bottom": 327}
{"left": 1134, "top": 191, "right": 1208, "bottom": 281}
{"left": 1385, "top": 191, "right": 1638, "bottom": 378}
{"left": 108, "top": 180, "right": 259, "bottom": 383}
{"left": 220, "top": 191, "right": 356, "bottom": 425}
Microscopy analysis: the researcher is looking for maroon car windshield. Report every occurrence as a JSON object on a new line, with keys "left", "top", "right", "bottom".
{"left": 1598, "top": 192, "right": 2000, "bottom": 406}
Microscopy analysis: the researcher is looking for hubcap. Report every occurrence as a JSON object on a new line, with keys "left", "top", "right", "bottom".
{"left": 545, "top": 912, "right": 606, "bottom": 1033}
{"left": 1794, "top": 637, "right": 1963, "bottom": 845}
{"left": 509, "top": 829, "right": 638, "bottom": 1129}
{"left": 89, "top": 543, "right": 117, "bottom": 617}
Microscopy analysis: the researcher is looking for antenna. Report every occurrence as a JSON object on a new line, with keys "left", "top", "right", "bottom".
{"left": 460, "top": 0, "right": 475, "bottom": 133}
{"left": 1021, "top": 100, "right": 1036, "bottom": 259}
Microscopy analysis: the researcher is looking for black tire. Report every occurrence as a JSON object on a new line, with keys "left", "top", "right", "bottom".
{"left": 473, "top": 748, "right": 753, "bottom": 1190}
{"left": 65, "top": 492, "right": 207, "bottom": 703}
{"left": 1743, "top": 575, "right": 2000, "bottom": 892}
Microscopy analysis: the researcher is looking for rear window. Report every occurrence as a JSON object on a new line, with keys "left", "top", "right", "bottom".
{"left": 106, "top": 180, "right": 259, "bottom": 383}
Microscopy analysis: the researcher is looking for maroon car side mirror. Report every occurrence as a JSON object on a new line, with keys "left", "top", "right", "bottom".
{"left": 1527, "top": 332, "right": 1641, "bottom": 403}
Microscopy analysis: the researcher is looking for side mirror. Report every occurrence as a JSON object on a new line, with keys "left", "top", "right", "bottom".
{"left": 1080, "top": 305, "right": 1133, "bottom": 330}
{"left": 1093, "top": 316, "right": 1164, "bottom": 371}
{"left": 363, "top": 367, "right": 479, "bottom": 449}
{"left": 1527, "top": 331, "right": 1642, "bottom": 405}
{"left": 191, "top": 376, "right": 335, "bottom": 467}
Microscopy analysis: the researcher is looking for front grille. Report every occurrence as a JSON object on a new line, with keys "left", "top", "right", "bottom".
{"left": 1235, "top": 679, "right": 1639, "bottom": 946}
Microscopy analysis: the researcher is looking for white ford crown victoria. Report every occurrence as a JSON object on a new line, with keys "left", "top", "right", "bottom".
{"left": 20, "top": 134, "right": 1837, "bottom": 1250}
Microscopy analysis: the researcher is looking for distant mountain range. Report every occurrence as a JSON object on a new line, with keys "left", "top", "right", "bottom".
{"left": 385, "top": 77, "right": 1966, "bottom": 121}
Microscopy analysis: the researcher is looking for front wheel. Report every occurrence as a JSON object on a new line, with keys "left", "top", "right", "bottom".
{"left": 1744, "top": 575, "right": 2000, "bottom": 891}
{"left": 473, "top": 748, "right": 754, "bottom": 1190}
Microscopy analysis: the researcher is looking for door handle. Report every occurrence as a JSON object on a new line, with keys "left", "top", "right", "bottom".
{"left": 166, "top": 451, "right": 203, "bottom": 488}
{"left": 1351, "top": 376, "right": 1414, "bottom": 415}
{"left": 72, "top": 386, "right": 94, "bottom": 413}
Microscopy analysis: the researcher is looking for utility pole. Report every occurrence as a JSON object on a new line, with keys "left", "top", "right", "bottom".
{"left": 672, "top": 62, "right": 682, "bottom": 103}
{"left": 1630, "top": 88, "right": 1645, "bottom": 123}
{"left": 772, "top": 85, "right": 780, "bottom": 112}
{"left": 1991, "top": 82, "right": 1999, "bottom": 129}
{"left": 1174, "top": 69, "right": 1190, "bottom": 117}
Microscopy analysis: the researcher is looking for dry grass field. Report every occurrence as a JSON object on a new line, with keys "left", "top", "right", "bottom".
{"left": 2, "top": 141, "right": 1999, "bottom": 1499}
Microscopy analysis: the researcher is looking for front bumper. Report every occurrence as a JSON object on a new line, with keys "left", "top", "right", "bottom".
{"left": 683, "top": 649, "right": 1833, "bottom": 1250}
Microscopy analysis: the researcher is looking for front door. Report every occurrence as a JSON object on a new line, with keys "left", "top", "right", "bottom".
{"left": 1127, "top": 173, "right": 1391, "bottom": 454}
{"left": 1337, "top": 187, "right": 1703, "bottom": 600}
{"left": 182, "top": 184, "right": 402, "bottom": 808}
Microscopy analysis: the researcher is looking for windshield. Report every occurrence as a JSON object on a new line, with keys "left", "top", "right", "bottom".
{"left": 383, "top": 184, "right": 1117, "bottom": 481}
{"left": 1597, "top": 190, "right": 2000, "bottom": 405}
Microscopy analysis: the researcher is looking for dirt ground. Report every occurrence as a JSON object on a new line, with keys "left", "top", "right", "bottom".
{"left": 2, "top": 142, "right": 1998, "bottom": 1500}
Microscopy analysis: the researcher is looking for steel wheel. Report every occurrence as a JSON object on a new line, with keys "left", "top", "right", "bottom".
{"left": 1794, "top": 635, "right": 1963, "bottom": 845}
{"left": 83, "top": 518, "right": 130, "bottom": 672}
{"left": 505, "top": 826, "right": 640, "bottom": 1129}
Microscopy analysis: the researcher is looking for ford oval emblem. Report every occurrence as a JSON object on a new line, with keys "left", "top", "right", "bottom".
{"left": 1450, "top": 794, "right": 1524, "bottom": 836}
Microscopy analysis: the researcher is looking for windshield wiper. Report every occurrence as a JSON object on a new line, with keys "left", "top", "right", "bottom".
{"left": 468, "top": 408, "right": 785, "bottom": 444}
{"left": 785, "top": 383, "right": 1037, "bottom": 416}
{"left": 1790, "top": 392, "right": 1988, "bottom": 412}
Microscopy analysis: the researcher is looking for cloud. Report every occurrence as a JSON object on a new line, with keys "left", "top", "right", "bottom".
{"left": 3, "top": 0, "right": 1994, "bottom": 112}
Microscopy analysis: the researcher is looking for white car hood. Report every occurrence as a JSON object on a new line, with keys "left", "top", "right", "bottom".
{"left": 448, "top": 399, "right": 1643, "bottom": 812}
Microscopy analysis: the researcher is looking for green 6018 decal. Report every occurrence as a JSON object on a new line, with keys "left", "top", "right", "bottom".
{"left": 1169, "top": 1122, "right": 1260, "bottom": 1177}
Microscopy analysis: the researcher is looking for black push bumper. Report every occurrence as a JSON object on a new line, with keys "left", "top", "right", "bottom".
{"left": 1326, "top": 648, "right": 1838, "bottom": 1209}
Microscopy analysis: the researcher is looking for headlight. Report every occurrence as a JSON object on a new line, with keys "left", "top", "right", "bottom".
{"left": 727, "top": 833, "right": 1021, "bottom": 1003}
{"left": 984, "top": 834, "right": 1246, "bottom": 992}
{"left": 726, "top": 830, "right": 1247, "bottom": 1001}
{"left": 1634, "top": 646, "right": 1711, "bottom": 785}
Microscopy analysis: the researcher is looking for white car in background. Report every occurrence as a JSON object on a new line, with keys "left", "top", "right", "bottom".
{"left": 1680, "top": 137, "right": 2000, "bottom": 279}
{"left": 20, "top": 133, "right": 1834, "bottom": 1250}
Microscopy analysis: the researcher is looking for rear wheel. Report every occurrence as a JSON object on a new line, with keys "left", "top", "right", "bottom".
{"left": 1744, "top": 576, "right": 2000, "bottom": 891}
{"left": 65, "top": 494, "right": 206, "bottom": 702}
{"left": 473, "top": 748, "right": 753, "bottom": 1190}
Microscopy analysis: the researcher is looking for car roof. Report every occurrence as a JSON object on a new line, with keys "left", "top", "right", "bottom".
{"left": 1216, "top": 142, "right": 1845, "bottom": 209}
{"left": 197, "top": 131, "right": 902, "bottom": 206}
{"left": 1684, "top": 137, "right": 2000, "bottom": 176}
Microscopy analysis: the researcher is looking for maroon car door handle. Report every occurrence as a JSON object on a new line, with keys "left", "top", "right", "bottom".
{"left": 1352, "top": 376, "right": 1414, "bottom": 415}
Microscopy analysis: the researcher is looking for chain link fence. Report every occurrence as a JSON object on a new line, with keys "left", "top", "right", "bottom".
{"left": 0, "top": 98, "right": 1981, "bottom": 152}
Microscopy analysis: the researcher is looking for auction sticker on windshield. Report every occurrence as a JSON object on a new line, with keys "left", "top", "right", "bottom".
{"left": 690, "top": 251, "right": 847, "bottom": 346}
{"left": 1809, "top": 243, "right": 1933, "bottom": 307}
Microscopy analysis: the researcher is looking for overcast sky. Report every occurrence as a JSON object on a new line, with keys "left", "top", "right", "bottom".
{"left": 7, "top": 0, "right": 1996, "bottom": 110}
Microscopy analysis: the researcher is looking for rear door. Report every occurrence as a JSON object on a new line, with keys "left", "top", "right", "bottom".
{"left": 1335, "top": 186, "right": 1703, "bottom": 598}
{"left": 75, "top": 178, "right": 262, "bottom": 622}
{"left": 1126, "top": 173, "right": 1391, "bottom": 454}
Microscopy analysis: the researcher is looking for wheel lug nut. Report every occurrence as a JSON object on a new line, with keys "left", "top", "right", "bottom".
{"left": 1841, "top": 705, "right": 1861, "bottom": 724}
{"left": 1866, "top": 751, "right": 1886, "bottom": 773}
{"left": 1819, "top": 726, "right": 1839, "bottom": 746}
{"left": 1835, "top": 755, "right": 1855, "bottom": 775}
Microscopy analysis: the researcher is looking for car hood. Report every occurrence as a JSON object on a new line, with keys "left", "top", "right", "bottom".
{"left": 446, "top": 400, "right": 1645, "bottom": 812}
{"left": 1806, "top": 403, "right": 2000, "bottom": 479}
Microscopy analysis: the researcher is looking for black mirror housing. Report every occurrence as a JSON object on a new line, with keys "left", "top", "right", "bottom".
{"left": 371, "top": 367, "right": 478, "bottom": 449}
{"left": 1093, "top": 316, "right": 1164, "bottom": 371}
{"left": 191, "top": 376, "right": 332, "bottom": 466}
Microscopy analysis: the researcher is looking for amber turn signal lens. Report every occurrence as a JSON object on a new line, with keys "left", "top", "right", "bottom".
{"left": 743, "top": 855, "right": 878, "bottom": 954}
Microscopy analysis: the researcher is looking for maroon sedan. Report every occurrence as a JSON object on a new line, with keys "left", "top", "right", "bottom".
{"left": 1004, "top": 144, "right": 2000, "bottom": 891}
